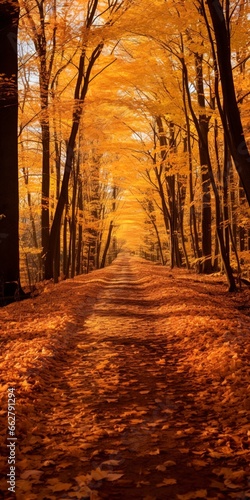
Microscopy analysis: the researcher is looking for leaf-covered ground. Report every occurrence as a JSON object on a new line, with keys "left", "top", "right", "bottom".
{"left": 0, "top": 255, "right": 249, "bottom": 500}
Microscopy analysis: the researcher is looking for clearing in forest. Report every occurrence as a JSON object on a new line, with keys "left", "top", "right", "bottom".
{"left": 0, "top": 255, "right": 249, "bottom": 499}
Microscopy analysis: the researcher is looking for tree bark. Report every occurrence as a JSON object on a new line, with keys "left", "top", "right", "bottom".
{"left": 44, "top": 42, "right": 103, "bottom": 279}
{"left": 195, "top": 53, "right": 212, "bottom": 273}
{"left": 0, "top": 0, "right": 20, "bottom": 300}
{"left": 206, "top": 0, "right": 250, "bottom": 205}
{"left": 100, "top": 221, "right": 114, "bottom": 269}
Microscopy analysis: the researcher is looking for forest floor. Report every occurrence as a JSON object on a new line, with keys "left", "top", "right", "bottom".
{"left": 0, "top": 255, "right": 250, "bottom": 500}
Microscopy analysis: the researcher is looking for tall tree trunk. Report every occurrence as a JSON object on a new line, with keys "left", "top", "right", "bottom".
{"left": 177, "top": 177, "right": 190, "bottom": 269}
{"left": 100, "top": 221, "right": 114, "bottom": 269}
{"left": 156, "top": 117, "right": 182, "bottom": 268}
{"left": 182, "top": 56, "right": 236, "bottom": 289}
{"left": 22, "top": 0, "right": 57, "bottom": 270}
{"left": 0, "top": 0, "right": 20, "bottom": 301}
{"left": 62, "top": 207, "right": 68, "bottom": 279}
{"left": 41, "top": 115, "right": 50, "bottom": 264}
{"left": 76, "top": 181, "right": 83, "bottom": 275}
{"left": 44, "top": 41, "right": 103, "bottom": 279}
{"left": 181, "top": 69, "right": 201, "bottom": 269}
{"left": 223, "top": 139, "right": 230, "bottom": 259}
{"left": 195, "top": 53, "right": 212, "bottom": 273}
{"left": 205, "top": 0, "right": 250, "bottom": 205}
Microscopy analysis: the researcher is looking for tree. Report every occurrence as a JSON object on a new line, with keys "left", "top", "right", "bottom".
{"left": 44, "top": 0, "right": 131, "bottom": 279}
{"left": 20, "top": 0, "right": 57, "bottom": 266}
{"left": 13, "top": 0, "right": 250, "bottom": 288}
{"left": 0, "top": 0, "right": 20, "bottom": 302}
{"left": 203, "top": 0, "right": 250, "bottom": 205}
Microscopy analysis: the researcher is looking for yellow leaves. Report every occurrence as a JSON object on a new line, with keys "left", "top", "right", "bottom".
{"left": 0, "top": 383, "right": 11, "bottom": 393}
{"left": 20, "top": 379, "right": 32, "bottom": 391}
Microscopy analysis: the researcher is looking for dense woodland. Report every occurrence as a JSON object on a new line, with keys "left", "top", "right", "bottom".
{"left": 0, "top": 0, "right": 250, "bottom": 299}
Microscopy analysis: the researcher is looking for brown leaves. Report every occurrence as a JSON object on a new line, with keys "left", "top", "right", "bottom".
{"left": 212, "top": 467, "right": 246, "bottom": 490}
{"left": 0, "top": 259, "right": 249, "bottom": 500}
{"left": 176, "top": 490, "right": 207, "bottom": 500}
{"left": 49, "top": 482, "right": 72, "bottom": 492}
{"left": 156, "top": 460, "right": 176, "bottom": 471}
{"left": 157, "top": 478, "right": 177, "bottom": 487}
{"left": 20, "top": 470, "right": 43, "bottom": 480}
{"left": 75, "top": 468, "right": 124, "bottom": 484}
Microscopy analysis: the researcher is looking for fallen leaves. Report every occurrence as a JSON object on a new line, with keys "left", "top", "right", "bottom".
{"left": 157, "top": 478, "right": 177, "bottom": 487}
{"left": 75, "top": 468, "right": 124, "bottom": 484}
{"left": 176, "top": 490, "right": 207, "bottom": 500}
{"left": 191, "top": 459, "right": 207, "bottom": 467}
{"left": 148, "top": 448, "right": 160, "bottom": 455}
{"left": 212, "top": 467, "right": 246, "bottom": 490}
{"left": 50, "top": 482, "right": 72, "bottom": 492}
{"left": 0, "top": 259, "right": 249, "bottom": 500}
{"left": 156, "top": 460, "right": 177, "bottom": 471}
{"left": 20, "top": 470, "right": 43, "bottom": 480}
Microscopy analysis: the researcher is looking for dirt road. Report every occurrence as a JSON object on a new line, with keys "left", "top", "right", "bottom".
{"left": 0, "top": 256, "right": 249, "bottom": 499}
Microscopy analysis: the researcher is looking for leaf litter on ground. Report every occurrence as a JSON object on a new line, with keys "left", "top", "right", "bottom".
{"left": 0, "top": 255, "right": 249, "bottom": 499}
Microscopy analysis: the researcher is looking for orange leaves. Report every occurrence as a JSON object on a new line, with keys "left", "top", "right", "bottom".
{"left": 0, "top": 257, "right": 250, "bottom": 500}
{"left": 75, "top": 468, "right": 124, "bottom": 485}
{"left": 212, "top": 467, "right": 247, "bottom": 490}
{"left": 156, "top": 460, "right": 176, "bottom": 471}
{"left": 47, "top": 479, "right": 72, "bottom": 492}
{"left": 176, "top": 491, "right": 207, "bottom": 500}
{"left": 157, "top": 478, "right": 177, "bottom": 487}
{"left": 20, "top": 470, "right": 43, "bottom": 480}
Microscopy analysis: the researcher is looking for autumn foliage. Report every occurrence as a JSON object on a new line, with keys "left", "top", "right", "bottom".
{"left": 0, "top": 0, "right": 250, "bottom": 291}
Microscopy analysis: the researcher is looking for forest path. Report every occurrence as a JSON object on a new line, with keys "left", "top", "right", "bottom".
{"left": 0, "top": 255, "right": 250, "bottom": 499}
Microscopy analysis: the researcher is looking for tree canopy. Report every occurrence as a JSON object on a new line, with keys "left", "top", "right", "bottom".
{"left": 1, "top": 0, "right": 250, "bottom": 298}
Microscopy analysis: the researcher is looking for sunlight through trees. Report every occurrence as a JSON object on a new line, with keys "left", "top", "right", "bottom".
{"left": 1, "top": 0, "right": 250, "bottom": 298}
